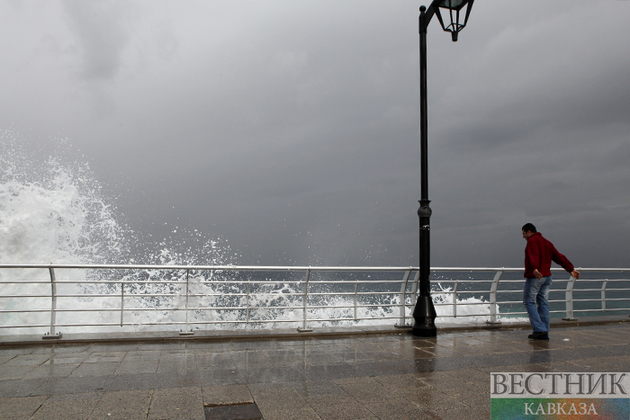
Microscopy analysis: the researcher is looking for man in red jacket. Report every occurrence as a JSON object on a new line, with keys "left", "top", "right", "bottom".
{"left": 522, "top": 223, "right": 580, "bottom": 340}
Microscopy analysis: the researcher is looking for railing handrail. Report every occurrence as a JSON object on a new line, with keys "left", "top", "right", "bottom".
{"left": 2, "top": 263, "right": 627, "bottom": 271}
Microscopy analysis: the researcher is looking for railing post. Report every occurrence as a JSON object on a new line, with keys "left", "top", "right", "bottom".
{"left": 453, "top": 280, "right": 459, "bottom": 318}
{"left": 246, "top": 279, "right": 251, "bottom": 325}
{"left": 297, "top": 269, "right": 312, "bottom": 332}
{"left": 562, "top": 274, "right": 578, "bottom": 321}
{"left": 180, "top": 269, "right": 194, "bottom": 335}
{"left": 354, "top": 279, "right": 359, "bottom": 322}
{"left": 411, "top": 270, "right": 419, "bottom": 314}
{"left": 601, "top": 278, "right": 608, "bottom": 313}
{"left": 486, "top": 269, "right": 503, "bottom": 325}
{"left": 120, "top": 277, "right": 125, "bottom": 327}
{"left": 395, "top": 270, "right": 413, "bottom": 328}
{"left": 43, "top": 266, "right": 62, "bottom": 339}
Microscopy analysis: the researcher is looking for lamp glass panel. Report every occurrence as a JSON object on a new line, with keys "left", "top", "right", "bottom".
{"left": 438, "top": 0, "right": 467, "bottom": 10}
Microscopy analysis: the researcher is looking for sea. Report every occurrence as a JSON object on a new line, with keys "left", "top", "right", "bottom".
{"left": 2, "top": 130, "right": 626, "bottom": 336}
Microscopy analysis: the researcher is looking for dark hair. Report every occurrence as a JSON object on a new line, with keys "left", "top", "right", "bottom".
{"left": 522, "top": 223, "right": 537, "bottom": 233}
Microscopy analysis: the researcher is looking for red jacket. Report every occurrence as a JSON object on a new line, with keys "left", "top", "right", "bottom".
{"left": 524, "top": 232, "right": 574, "bottom": 278}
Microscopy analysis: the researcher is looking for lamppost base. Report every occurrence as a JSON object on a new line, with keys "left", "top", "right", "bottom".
{"left": 412, "top": 295, "right": 437, "bottom": 337}
{"left": 412, "top": 323, "right": 437, "bottom": 337}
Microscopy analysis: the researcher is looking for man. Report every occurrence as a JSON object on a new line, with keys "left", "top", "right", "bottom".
{"left": 522, "top": 223, "right": 580, "bottom": 340}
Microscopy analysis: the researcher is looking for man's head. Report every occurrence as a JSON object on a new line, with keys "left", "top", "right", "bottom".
{"left": 522, "top": 223, "right": 537, "bottom": 239}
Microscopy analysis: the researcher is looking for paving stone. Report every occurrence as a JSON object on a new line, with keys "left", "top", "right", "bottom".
{"left": 71, "top": 361, "right": 120, "bottom": 377}
{"left": 0, "top": 378, "right": 45, "bottom": 398}
{"left": 84, "top": 351, "right": 127, "bottom": 363}
{"left": 430, "top": 404, "right": 491, "bottom": 420}
{"left": 204, "top": 403, "right": 263, "bottom": 420}
{"left": 29, "top": 392, "right": 102, "bottom": 420}
{"left": 108, "top": 371, "right": 199, "bottom": 391}
{"left": 196, "top": 367, "right": 247, "bottom": 386}
{"left": 114, "top": 359, "right": 159, "bottom": 375}
{"left": 22, "top": 362, "right": 77, "bottom": 380}
{"left": 31, "top": 344, "right": 91, "bottom": 354}
{"left": 202, "top": 384, "right": 253, "bottom": 405}
{"left": 307, "top": 394, "right": 379, "bottom": 420}
{"left": 244, "top": 366, "right": 308, "bottom": 384}
{"left": 121, "top": 350, "right": 161, "bottom": 362}
{"left": 266, "top": 352, "right": 310, "bottom": 368}
{"left": 31, "top": 375, "right": 113, "bottom": 396}
{"left": 364, "top": 399, "right": 438, "bottom": 420}
{"left": 305, "top": 362, "right": 364, "bottom": 380}
{"left": 157, "top": 352, "right": 197, "bottom": 373}
{"left": 0, "top": 347, "right": 36, "bottom": 356}
{"left": 148, "top": 387, "right": 205, "bottom": 420}
{"left": 373, "top": 373, "right": 432, "bottom": 399}
{"left": 87, "top": 343, "right": 139, "bottom": 352}
{"left": 44, "top": 353, "right": 88, "bottom": 364}
{"left": 183, "top": 341, "right": 232, "bottom": 351}
{"left": 0, "top": 365, "right": 37, "bottom": 380}
{"left": 87, "top": 389, "right": 152, "bottom": 420}
{"left": 2, "top": 354, "right": 51, "bottom": 366}
{"left": 251, "top": 387, "right": 322, "bottom": 420}
{"left": 291, "top": 380, "right": 346, "bottom": 398}
{"left": 0, "top": 395, "right": 48, "bottom": 419}
{"left": 249, "top": 385, "right": 310, "bottom": 412}
{"left": 255, "top": 405, "right": 322, "bottom": 420}
{"left": 0, "top": 355, "right": 15, "bottom": 364}
{"left": 337, "top": 377, "right": 395, "bottom": 405}
{"left": 196, "top": 351, "right": 237, "bottom": 369}
{"left": 136, "top": 341, "right": 186, "bottom": 351}
{"left": 229, "top": 340, "right": 281, "bottom": 351}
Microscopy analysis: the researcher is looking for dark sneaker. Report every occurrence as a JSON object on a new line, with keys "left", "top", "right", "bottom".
{"left": 528, "top": 332, "right": 549, "bottom": 340}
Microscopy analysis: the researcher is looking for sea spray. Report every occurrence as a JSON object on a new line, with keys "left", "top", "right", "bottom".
{"left": 1, "top": 131, "right": 127, "bottom": 265}
{"left": 0, "top": 130, "right": 236, "bottom": 334}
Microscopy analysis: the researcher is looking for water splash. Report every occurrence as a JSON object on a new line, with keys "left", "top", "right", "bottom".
{"left": 0, "top": 129, "right": 233, "bottom": 266}
{"left": 0, "top": 129, "right": 236, "bottom": 334}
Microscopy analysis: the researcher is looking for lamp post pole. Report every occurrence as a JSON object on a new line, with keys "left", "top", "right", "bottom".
{"left": 413, "top": 4, "right": 437, "bottom": 337}
{"left": 411, "top": 0, "right": 474, "bottom": 337}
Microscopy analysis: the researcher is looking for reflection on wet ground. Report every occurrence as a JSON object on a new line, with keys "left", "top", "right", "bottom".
{"left": 1, "top": 321, "right": 629, "bottom": 419}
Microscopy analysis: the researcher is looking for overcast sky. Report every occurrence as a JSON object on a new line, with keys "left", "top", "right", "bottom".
{"left": 2, "top": 0, "right": 630, "bottom": 268}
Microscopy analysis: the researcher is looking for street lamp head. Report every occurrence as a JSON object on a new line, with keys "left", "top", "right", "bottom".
{"left": 434, "top": 0, "right": 474, "bottom": 42}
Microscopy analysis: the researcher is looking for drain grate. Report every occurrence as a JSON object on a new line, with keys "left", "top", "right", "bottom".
{"left": 204, "top": 402, "right": 263, "bottom": 420}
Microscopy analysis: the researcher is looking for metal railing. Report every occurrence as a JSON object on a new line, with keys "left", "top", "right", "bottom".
{"left": 1, "top": 264, "right": 629, "bottom": 339}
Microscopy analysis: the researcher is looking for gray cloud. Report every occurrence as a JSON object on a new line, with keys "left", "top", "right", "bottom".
{"left": 61, "top": 0, "right": 132, "bottom": 81}
{"left": 1, "top": 0, "right": 629, "bottom": 268}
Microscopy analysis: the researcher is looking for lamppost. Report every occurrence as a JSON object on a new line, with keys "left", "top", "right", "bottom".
{"left": 413, "top": 0, "right": 475, "bottom": 337}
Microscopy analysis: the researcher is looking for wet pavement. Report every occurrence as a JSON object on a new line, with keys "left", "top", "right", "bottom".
{"left": 1, "top": 320, "right": 629, "bottom": 419}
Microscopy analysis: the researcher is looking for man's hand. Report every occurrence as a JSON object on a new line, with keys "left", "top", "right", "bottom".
{"left": 571, "top": 270, "right": 581, "bottom": 279}
{"left": 533, "top": 269, "right": 543, "bottom": 279}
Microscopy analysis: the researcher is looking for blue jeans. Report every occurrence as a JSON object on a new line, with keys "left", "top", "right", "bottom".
{"left": 523, "top": 276, "right": 552, "bottom": 333}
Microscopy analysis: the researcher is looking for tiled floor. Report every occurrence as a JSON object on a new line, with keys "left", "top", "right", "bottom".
{"left": 1, "top": 320, "right": 629, "bottom": 419}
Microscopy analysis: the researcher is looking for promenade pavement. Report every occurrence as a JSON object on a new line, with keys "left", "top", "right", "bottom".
{"left": 1, "top": 319, "right": 629, "bottom": 420}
